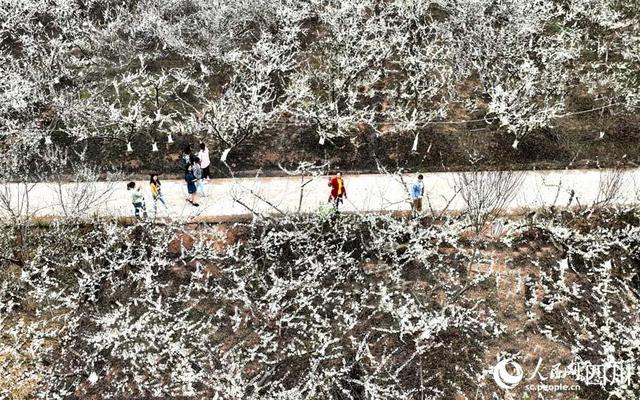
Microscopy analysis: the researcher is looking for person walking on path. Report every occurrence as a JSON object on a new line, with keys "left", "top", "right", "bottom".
{"left": 192, "top": 157, "right": 207, "bottom": 196}
{"left": 184, "top": 165, "right": 200, "bottom": 207}
{"left": 149, "top": 174, "right": 169, "bottom": 216}
{"left": 197, "top": 143, "right": 211, "bottom": 180}
{"left": 328, "top": 171, "right": 347, "bottom": 210}
{"left": 127, "top": 181, "right": 147, "bottom": 218}
{"left": 410, "top": 174, "right": 425, "bottom": 217}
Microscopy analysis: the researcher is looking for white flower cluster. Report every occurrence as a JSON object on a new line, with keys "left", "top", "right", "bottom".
{"left": 520, "top": 210, "right": 640, "bottom": 398}
{"left": 1, "top": 207, "right": 639, "bottom": 398}
{"left": 1, "top": 0, "right": 638, "bottom": 150}
{"left": 0, "top": 213, "right": 504, "bottom": 399}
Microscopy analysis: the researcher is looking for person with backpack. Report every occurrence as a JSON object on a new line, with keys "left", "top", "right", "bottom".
{"left": 191, "top": 156, "right": 206, "bottom": 196}
{"left": 328, "top": 171, "right": 347, "bottom": 211}
{"left": 184, "top": 164, "right": 199, "bottom": 207}
{"left": 127, "top": 181, "right": 147, "bottom": 218}
{"left": 410, "top": 174, "right": 425, "bottom": 217}
{"left": 149, "top": 174, "right": 169, "bottom": 216}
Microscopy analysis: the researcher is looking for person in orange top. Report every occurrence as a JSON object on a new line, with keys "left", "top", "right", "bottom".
{"left": 328, "top": 171, "right": 347, "bottom": 210}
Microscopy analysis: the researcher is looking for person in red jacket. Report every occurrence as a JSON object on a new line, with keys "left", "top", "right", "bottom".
{"left": 328, "top": 171, "right": 347, "bottom": 210}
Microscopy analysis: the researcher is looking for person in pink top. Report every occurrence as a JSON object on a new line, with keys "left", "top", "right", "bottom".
{"left": 198, "top": 143, "right": 211, "bottom": 180}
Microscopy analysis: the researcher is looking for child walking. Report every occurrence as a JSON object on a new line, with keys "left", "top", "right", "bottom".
{"left": 127, "top": 181, "right": 147, "bottom": 218}
{"left": 192, "top": 156, "right": 207, "bottom": 196}
{"left": 149, "top": 174, "right": 169, "bottom": 216}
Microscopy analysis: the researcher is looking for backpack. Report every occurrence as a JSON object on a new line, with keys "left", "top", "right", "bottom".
{"left": 192, "top": 163, "right": 202, "bottom": 179}
{"left": 178, "top": 154, "right": 190, "bottom": 172}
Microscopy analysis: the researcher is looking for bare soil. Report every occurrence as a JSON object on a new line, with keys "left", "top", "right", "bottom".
{"left": 57, "top": 112, "right": 640, "bottom": 179}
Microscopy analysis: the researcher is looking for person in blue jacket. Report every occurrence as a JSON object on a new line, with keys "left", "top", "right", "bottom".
{"left": 410, "top": 174, "right": 424, "bottom": 217}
